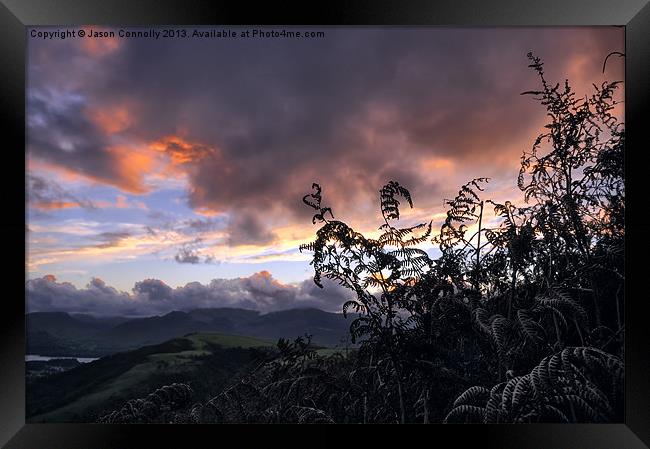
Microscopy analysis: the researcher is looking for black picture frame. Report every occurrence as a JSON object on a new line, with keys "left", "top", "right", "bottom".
{"left": 2, "top": 1, "right": 649, "bottom": 447}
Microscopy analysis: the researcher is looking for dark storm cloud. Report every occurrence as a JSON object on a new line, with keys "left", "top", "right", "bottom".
{"left": 226, "top": 211, "right": 277, "bottom": 246}
{"left": 26, "top": 272, "right": 351, "bottom": 315}
{"left": 28, "top": 27, "right": 624, "bottom": 236}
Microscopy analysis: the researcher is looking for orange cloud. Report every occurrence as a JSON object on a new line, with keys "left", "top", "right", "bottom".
{"left": 30, "top": 134, "right": 218, "bottom": 196}
{"left": 248, "top": 270, "right": 285, "bottom": 288}
{"left": 88, "top": 104, "right": 132, "bottom": 134}
{"left": 565, "top": 54, "right": 591, "bottom": 88}
{"left": 193, "top": 207, "right": 220, "bottom": 217}
{"left": 423, "top": 158, "right": 454, "bottom": 171}
{"left": 32, "top": 201, "right": 80, "bottom": 211}
{"left": 28, "top": 159, "right": 95, "bottom": 185}
{"left": 79, "top": 26, "right": 121, "bottom": 57}
{"left": 107, "top": 146, "right": 156, "bottom": 194}
{"left": 149, "top": 135, "right": 216, "bottom": 165}
{"left": 29, "top": 153, "right": 151, "bottom": 195}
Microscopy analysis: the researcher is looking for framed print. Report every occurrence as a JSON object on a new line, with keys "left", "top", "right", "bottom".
{"left": 1, "top": 0, "right": 649, "bottom": 447}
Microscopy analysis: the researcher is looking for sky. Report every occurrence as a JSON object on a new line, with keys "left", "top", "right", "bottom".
{"left": 25, "top": 26, "right": 624, "bottom": 316}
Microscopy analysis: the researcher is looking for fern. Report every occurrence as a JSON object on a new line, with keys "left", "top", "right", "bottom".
{"left": 445, "top": 347, "right": 622, "bottom": 423}
{"left": 99, "top": 383, "right": 193, "bottom": 423}
{"left": 380, "top": 180, "right": 413, "bottom": 222}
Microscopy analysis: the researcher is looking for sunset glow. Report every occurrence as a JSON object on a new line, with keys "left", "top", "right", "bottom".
{"left": 26, "top": 26, "right": 624, "bottom": 314}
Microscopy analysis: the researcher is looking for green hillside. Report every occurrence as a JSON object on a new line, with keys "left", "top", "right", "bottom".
{"left": 27, "top": 332, "right": 275, "bottom": 422}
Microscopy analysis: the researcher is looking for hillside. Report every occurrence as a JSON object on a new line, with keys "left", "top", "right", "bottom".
{"left": 26, "top": 332, "right": 275, "bottom": 422}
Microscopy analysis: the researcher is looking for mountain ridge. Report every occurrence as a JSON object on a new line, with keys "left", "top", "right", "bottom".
{"left": 27, "top": 307, "right": 352, "bottom": 356}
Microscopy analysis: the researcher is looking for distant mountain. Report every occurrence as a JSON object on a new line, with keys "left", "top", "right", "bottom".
{"left": 26, "top": 307, "right": 353, "bottom": 357}
{"left": 68, "top": 313, "right": 130, "bottom": 327}
{"left": 26, "top": 313, "right": 131, "bottom": 357}
{"left": 239, "top": 308, "right": 352, "bottom": 345}
{"left": 186, "top": 307, "right": 260, "bottom": 324}
{"left": 101, "top": 311, "right": 210, "bottom": 348}
{"left": 27, "top": 312, "right": 114, "bottom": 340}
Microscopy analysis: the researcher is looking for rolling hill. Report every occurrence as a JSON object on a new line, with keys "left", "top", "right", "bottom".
{"left": 27, "top": 307, "right": 353, "bottom": 357}
{"left": 26, "top": 332, "right": 275, "bottom": 422}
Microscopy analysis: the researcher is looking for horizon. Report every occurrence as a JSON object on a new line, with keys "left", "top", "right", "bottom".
{"left": 26, "top": 300, "right": 346, "bottom": 318}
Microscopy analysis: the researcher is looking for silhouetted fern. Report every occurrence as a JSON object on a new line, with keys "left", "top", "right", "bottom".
{"left": 445, "top": 347, "right": 622, "bottom": 423}
{"left": 99, "top": 383, "right": 193, "bottom": 423}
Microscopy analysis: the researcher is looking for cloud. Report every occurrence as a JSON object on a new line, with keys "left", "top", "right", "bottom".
{"left": 173, "top": 238, "right": 214, "bottom": 264}
{"left": 149, "top": 135, "right": 215, "bottom": 167}
{"left": 132, "top": 278, "right": 174, "bottom": 302}
{"left": 174, "top": 246, "right": 200, "bottom": 264}
{"left": 114, "top": 194, "right": 147, "bottom": 210}
{"left": 27, "top": 90, "right": 158, "bottom": 193}
{"left": 26, "top": 275, "right": 135, "bottom": 316}
{"left": 184, "top": 218, "right": 221, "bottom": 234}
{"left": 92, "top": 231, "right": 132, "bottom": 249}
{"left": 27, "top": 174, "right": 95, "bottom": 211}
{"left": 26, "top": 272, "right": 351, "bottom": 316}
{"left": 88, "top": 103, "right": 132, "bottom": 134}
{"left": 27, "top": 27, "right": 624, "bottom": 251}
{"left": 226, "top": 211, "right": 277, "bottom": 246}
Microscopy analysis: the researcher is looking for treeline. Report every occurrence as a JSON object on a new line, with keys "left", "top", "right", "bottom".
{"left": 100, "top": 52, "right": 625, "bottom": 424}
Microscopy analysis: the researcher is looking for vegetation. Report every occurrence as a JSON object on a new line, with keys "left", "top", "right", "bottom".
{"left": 26, "top": 334, "right": 273, "bottom": 422}
{"left": 93, "top": 52, "right": 625, "bottom": 423}
{"left": 99, "top": 383, "right": 194, "bottom": 424}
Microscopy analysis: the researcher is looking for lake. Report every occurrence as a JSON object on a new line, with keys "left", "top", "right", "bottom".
{"left": 26, "top": 355, "right": 99, "bottom": 363}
